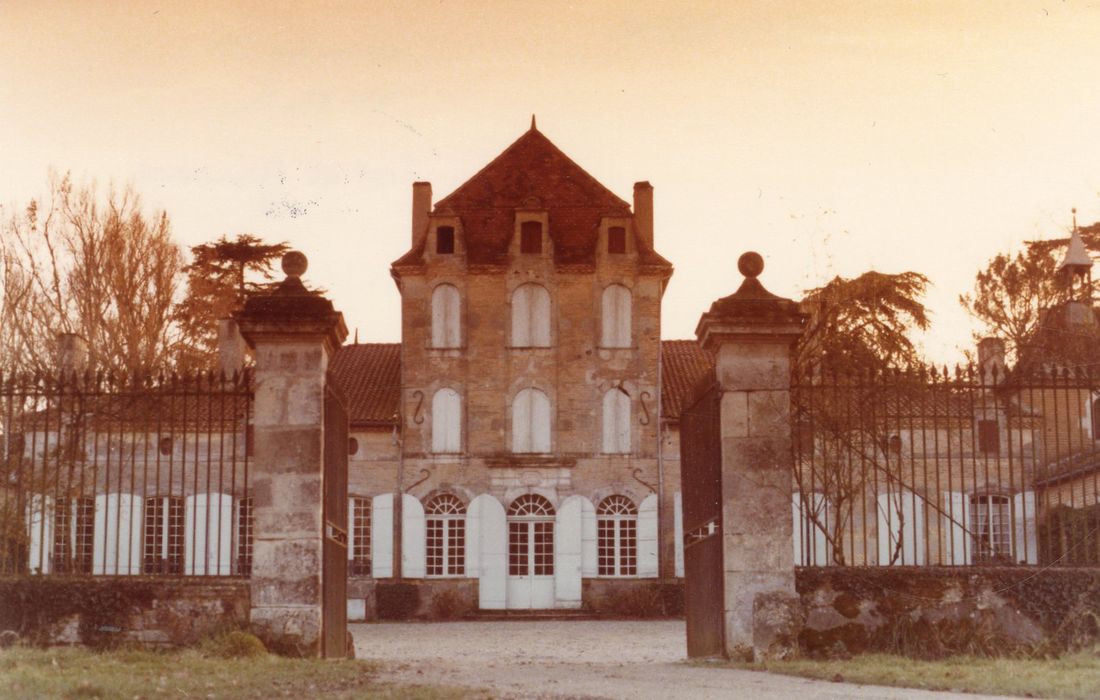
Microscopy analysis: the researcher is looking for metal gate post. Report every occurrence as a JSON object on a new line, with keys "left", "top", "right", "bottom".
{"left": 235, "top": 252, "right": 348, "bottom": 657}
{"left": 693, "top": 252, "right": 806, "bottom": 661}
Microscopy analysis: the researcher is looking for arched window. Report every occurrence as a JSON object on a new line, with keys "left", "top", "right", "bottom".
{"left": 431, "top": 388, "right": 462, "bottom": 453}
{"left": 602, "top": 387, "right": 631, "bottom": 454}
{"left": 512, "top": 388, "right": 551, "bottom": 453}
{"left": 601, "top": 284, "right": 632, "bottom": 348}
{"left": 425, "top": 494, "right": 466, "bottom": 577}
{"left": 431, "top": 284, "right": 461, "bottom": 348}
{"left": 511, "top": 283, "right": 551, "bottom": 347}
{"left": 508, "top": 495, "right": 554, "bottom": 576}
{"left": 597, "top": 495, "right": 637, "bottom": 576}
{"left": 349, "top": 496, "right": 372, "bottom": 576}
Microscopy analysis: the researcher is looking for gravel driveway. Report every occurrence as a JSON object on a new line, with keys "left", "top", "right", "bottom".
{"left": 352, "top": 620, "right": 1015, "bottom": 700}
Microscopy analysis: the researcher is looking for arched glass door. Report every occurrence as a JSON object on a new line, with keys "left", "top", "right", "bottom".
{"left": 506, "top": 494, "right": 555, "bottom": 608}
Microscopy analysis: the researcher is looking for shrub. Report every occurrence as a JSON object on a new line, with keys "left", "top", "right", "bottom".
{"left": 376, "top": 582, "right": 420, "bottom": 620}
{"left": 429, "top": 588, "right": 470, "bottom": 620}
{"left": 198, "top": 629, "right": 267, "bottom": 658}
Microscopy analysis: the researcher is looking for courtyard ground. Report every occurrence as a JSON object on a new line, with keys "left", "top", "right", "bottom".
{"left": 352, "top": 620, "right": 1025, "bottom": 700}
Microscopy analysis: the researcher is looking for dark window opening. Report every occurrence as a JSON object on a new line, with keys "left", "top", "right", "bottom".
{"left": 608, "top": 227, "right": 627, "bottom": 254}
{"left": 436, "top": 226, "right": 455, "bottom": 254}
{"left": 520, "top": 221, "right": 542, "bottom": 254}
{"left": 348, "top": 437, "right": 359, "bottom": 456}
{"left": 158, "top": 436, "right": 173, "bottom": 456}
{"left": 977, "top": 420, "right": 999, "bottom": 454}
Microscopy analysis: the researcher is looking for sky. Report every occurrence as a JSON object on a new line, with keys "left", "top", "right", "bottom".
{"left": 3, "top": 0, "right": 1100, "bottom": 364}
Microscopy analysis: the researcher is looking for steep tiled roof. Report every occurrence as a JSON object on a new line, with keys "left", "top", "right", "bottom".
{"left": 329, "top": 343, "right": 401, "bottom": 427}
{"left": 393, "top": 127, "right": 671, "bottom": 270}
{"left": 661, "top": 340, "right": 715, "bottom": 421}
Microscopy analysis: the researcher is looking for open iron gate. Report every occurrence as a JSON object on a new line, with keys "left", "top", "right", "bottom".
{"left": 322, "top": 378, "right": 349, "bottom": 658}
{"left": 680, "top": 382, "right": 724, "bottom": 657}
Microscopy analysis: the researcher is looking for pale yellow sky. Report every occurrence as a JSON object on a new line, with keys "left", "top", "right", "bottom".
{"left": 3, "top": 1, "right": 1100, "bottom": 363}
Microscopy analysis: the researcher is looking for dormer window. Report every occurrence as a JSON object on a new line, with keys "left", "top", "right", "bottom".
{"left": 608, "top": 227, "right": 626, "bottom": 254}
{"left": 436, "top": 226, "right": 455, "bottom": 254}
{"left": 520, "top": 221, "right": 542, "bottom": 254}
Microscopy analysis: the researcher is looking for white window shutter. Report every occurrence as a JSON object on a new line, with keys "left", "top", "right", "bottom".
{"left": 347, "top": 497, "right": 355, "bottom": 562}
{"left": 371, "top": 493, "right": 393, "bottom": 578}
{"left": 513, "top": 390, "right": 532, "bottom": 453}
{"left": 637, "top": 493, "right": 658, "bottom": 577}
{"left": 531, "top": 390, "right": 551, "bottom": 452}
{"left": 942, "top": 491, "right": 972, "bottom": 565}
{"left": 432, "top": 388, "right": 461, "bottom": 453}
{"left": 466, "top": 495, "right": 481, "bottom": 578}
{"left": 402, "top": 494, "right": 426, "bottom": 579}
{"left": 184, "top": 493, "right": 233, "bottom": 575}
{"left": 601, "top": 285, "right": 632, "bottom": 348}
{"left": 555, "top": 496, "right": 584, "bottom": 608}
{"left": 792, "top": 492, "right": 805, "bottom": 566}
{"left": 673, "top": 492, "right": 684, "bottom": 578}
{"left": 512, "top": 285, "right": 531, "bottom": 346}
{"left": 877, "top": 490, "right": 925, "bottom": 566}
{"left": 1013, "top": 491, "right": 1038, "bottom": 565}
{"left": 431, "top": 284, "right": 460, "bottom": 348}
{"left": 601, "top": 389, "right": 630, "bottom": 454}
{"left": 26, "top": 496, "right": 55, "bottom": 575}
{"left": 793, "top": 492, "right": 832, "bottom": 566}
{"left": 580, "top": 497, "right": 597, "bottom": 577}
{"left": 474, "top": 494, "right": 507, "bottom": 610}
{"left": 531, "top": 284, "right": 550, "bottom": 347}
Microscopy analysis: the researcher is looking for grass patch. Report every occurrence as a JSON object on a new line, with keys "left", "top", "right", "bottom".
{"left": 0, "top": 646, "right": 479, "bottom": 700}
{"left": 709, "top": 651, "right": 1100, "bottom": 699}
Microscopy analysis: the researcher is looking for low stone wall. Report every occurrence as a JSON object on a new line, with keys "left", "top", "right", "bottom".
{"left": 350, "top": 577, "right": 478, "bottom": 620}
{"left": 796, "top": 567, "right": 1100, "bottom": 658}
{"left": 0, "top": 577, "right": 250, "bottom": 648}
{"left": 582, "top": 578, "right": 684, "bottom": 617}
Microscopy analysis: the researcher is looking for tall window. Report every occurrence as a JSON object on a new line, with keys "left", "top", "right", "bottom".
{"left": 143, "top": 496, "right": 184, "bottom": 574}
{"left": 54, "top": 498, "right": 94, "bottom": 574}
{"left": 970, "top": 494, "right": 1011, "bottom": 563}
{"left": 602, "top": 387, "right": 631, "bottom": 454}
{"left": 349, "top": 496, "right": 371, "bottom": 576}
{"left": 431, "top": 284, "right": 461, "bottom": 348}
{"left": 608, "top": 226, "right": 627, "bottom": 254}
{"left": 520, "top": 221, "right": 542, "bottom": 254}
{"left": 512, "top": 388, "right": 551, "bottom": 453}
{"left": 1092, "top": 395, "right": 1100, "bottom": 440}
{"left": 436, "top": 226, "right": 455, "bottom": 254}
{"left": 236, "top": 497, "right": 253, "bottom": 576}
{"left": 597, "top": 495, "right": 637, "bottom": 576}
{"left": 508, "top": 495, "right": 554, "bottom": 576}
{"left": 511, "top": 283, "right": 551, "bottom": 347}
{"left": 601, "top": 284, "right": 632, "bottom": 348}
{"left": 425, "top": 494, "right": 465, "bottom": 577}
{"left": 431, "top": 388, "right": 462, "bottom": 453}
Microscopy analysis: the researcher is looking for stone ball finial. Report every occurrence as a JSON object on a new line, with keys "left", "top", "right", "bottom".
{"left": 738, "top": 251, "right": 764, "bottom": 279}
{"left": 282, "top": 251, "right": 308, "bottom": 278}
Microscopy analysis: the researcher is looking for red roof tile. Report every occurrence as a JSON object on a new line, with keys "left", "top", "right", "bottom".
{"left": 661, "top": 340, "right": 715, "bottom": 421}
{"left": 329, "top": 343, "right": 401, "bottom": 427}
{"left": 392, "top": 127, "right": 671, "bottom": 270}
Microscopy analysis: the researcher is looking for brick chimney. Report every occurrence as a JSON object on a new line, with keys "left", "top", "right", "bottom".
{"left": 56, "top": 333, "right": 87, "bottom": 375}
{"left": 217, "top": 318, "right": 248, "bottom": 375}
{"left": 412, "top": 182, "right": 432, "bottom": 246}
{"left": 978, "top": 337, "right": 1006, "bottom": 384}
{"left": 633, "top": 181, "right": 653, "bottom": 249}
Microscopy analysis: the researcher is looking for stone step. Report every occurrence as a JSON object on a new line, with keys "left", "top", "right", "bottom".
{"left": 465, "top": 609, "right": 596, "bottom": 622}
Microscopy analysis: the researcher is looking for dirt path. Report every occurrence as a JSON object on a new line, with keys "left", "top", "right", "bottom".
{"left": 352, "top": 620, "right": 1015, "bottom": 700}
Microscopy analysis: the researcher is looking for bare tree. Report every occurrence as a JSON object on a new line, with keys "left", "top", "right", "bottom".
{"left": 0, "top": 173, "right": 183, "bottom": 376}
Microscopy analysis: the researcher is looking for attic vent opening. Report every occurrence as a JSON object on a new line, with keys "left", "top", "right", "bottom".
{"left": 436, "top": 227, "right": 455, "bottom": 254}
{"left": 608, "top": 227, "right": 626, "bottom": 254}
{"left": 520, "top": 221, "right": 542, "bottom": 254}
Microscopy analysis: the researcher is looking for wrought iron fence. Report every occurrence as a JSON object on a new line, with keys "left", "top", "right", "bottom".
{"left": 792, "top": 363, "right": 1100, "bottom": 567}
{"left": 0, "top": 370, "right": 253, "bottom": 577}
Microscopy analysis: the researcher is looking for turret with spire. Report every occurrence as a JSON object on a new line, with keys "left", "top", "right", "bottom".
{"left": 1059, "top": 207, "right": 1093, "bottom": 304}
